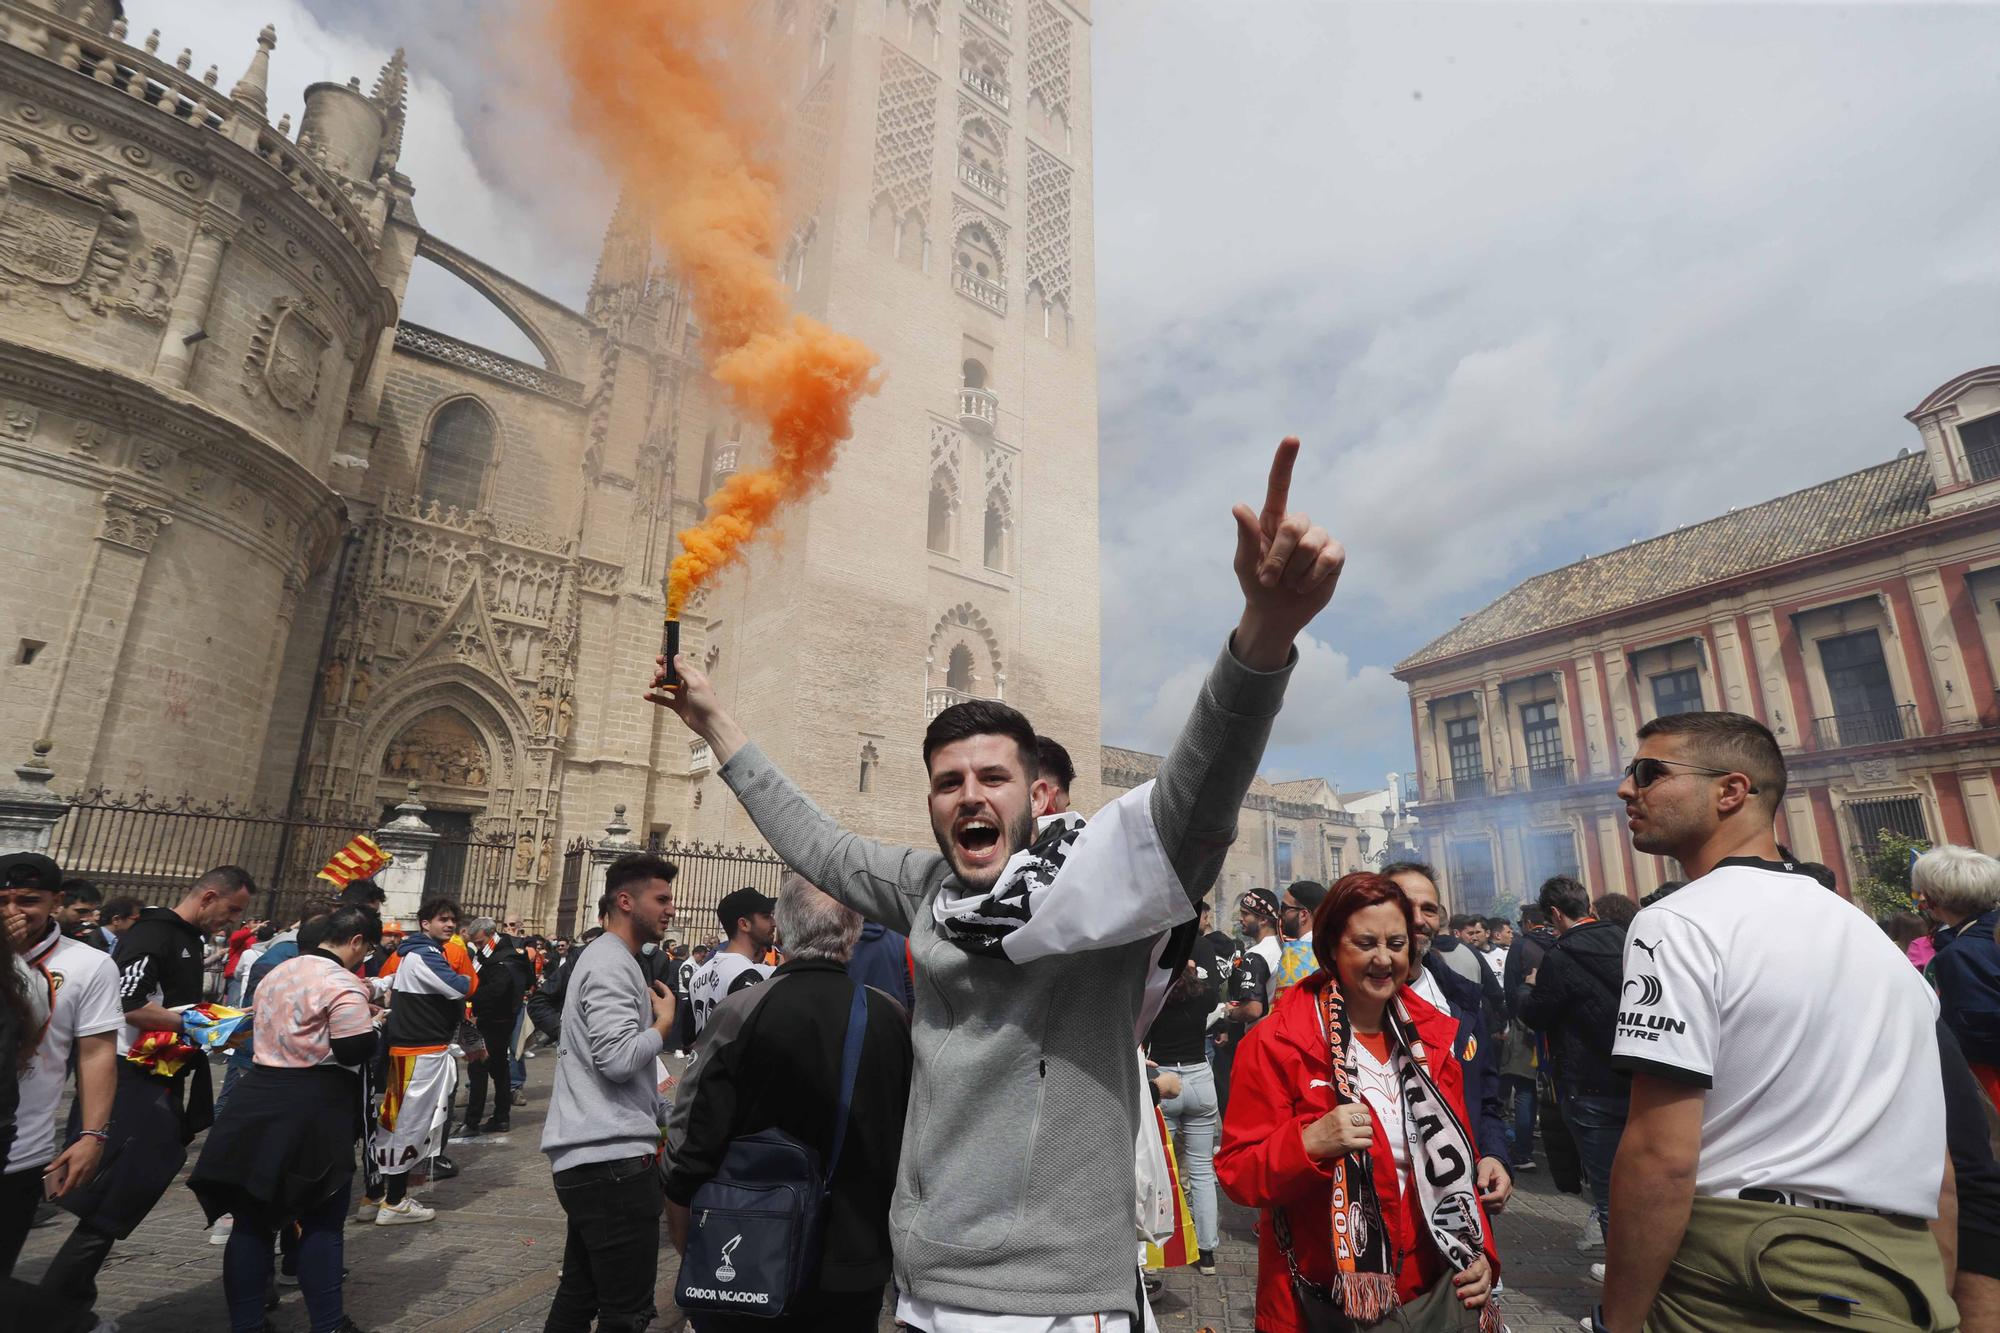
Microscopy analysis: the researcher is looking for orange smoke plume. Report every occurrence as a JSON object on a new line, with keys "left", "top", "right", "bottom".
{"left": 550, "top": 0, "right": 880, "bottom": 618}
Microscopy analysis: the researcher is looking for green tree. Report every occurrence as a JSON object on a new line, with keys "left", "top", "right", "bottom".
{"left": 1852, "top": 827, "right": 1930, "bottom": 920}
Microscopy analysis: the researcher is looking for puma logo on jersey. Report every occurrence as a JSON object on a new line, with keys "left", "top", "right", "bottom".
{"left": 1630, "top": 939, "right": 1660, "bottom": 961}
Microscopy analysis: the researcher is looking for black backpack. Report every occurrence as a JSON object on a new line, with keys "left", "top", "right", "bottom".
{"left": 676, "top": 982, "right": 867, "bottom": 1318}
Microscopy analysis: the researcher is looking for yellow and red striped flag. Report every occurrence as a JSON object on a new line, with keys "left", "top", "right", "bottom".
{"left": 317, "top": 834, "right": 392, "bottom": 888}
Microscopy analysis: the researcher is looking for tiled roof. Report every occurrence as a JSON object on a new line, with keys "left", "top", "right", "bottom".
{"left": 1395, "top": 454, "right": 1935, "bottom": 673}
{"left": 1100, "top": 745, "right": 1162, "bottom": 785}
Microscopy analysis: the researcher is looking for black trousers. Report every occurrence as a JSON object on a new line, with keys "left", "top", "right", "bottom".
{"left": 465, "top": 1020, "right": 517, "bottom": 1127}
{"left": 542, "top": 1157, "right": 662, "bottom": 1333}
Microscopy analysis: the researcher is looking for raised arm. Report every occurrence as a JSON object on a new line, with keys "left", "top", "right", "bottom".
{"left": 1152, "top": 438, "right": 1342, "bottom": 902}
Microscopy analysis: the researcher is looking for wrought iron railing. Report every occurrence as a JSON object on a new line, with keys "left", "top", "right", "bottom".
{"left": 1432, "top": 771, "right": 1488, "bottom": 802}
{"left": 642, "top": 836, "right": 788, "bottom": 946}
{"left": 1812, "top": 703, "right": 1917, "bottom": 750}
{"left": 1513, "top": 759, "right": 1575, "bottom": 792}
{"left": 1967, "top": 438, "right": 2000, "bottom": 484}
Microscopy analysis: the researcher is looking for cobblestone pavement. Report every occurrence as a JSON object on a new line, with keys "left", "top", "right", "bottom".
{"left": 18, "top": 1054, "right": 1600, "bottom": 1332}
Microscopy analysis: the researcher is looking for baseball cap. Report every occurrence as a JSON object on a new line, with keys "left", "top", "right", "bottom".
{"left": 0, "top": 852, "right": 63, "bottom": 893}
{"left": 716, "top": 887, "right": 777, "bottom": 932}
{"left": 1241, "top": 887, "right": 1280, "bottom": 921}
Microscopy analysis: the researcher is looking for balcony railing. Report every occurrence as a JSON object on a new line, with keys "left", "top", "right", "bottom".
{"left": 689, "top": 739, "right": 711, "bottom": 774}
{"left": 966, "top": 0, "right": 1012, "bottom": 34}
{"left": 958, "top": 387, "right": 998, "bottom": 431}
{"left": 958, "top": 158, "right": 1007, "bottom": 204}
{"left": 926, "top": 687, "right": 983, "bottom": 720}
{"left": 961, "top": 66, "right": 1010, "bottom": 109}
{"left": 1968, "top": 438, "right": 2000, "bottom": 484}
{"left": 953, "top": 267, "right": 1007, "bottom": 314}
{"left": 712, "top": 445, "right": 740, "bottom": 481}
{"left": 1813, "top": 703, "right": 1918, "bottom": 750}
{"left": 1433, "top": 771, "right": 1488, "bottom": 802}
{"left": 1513, "top": 759, "right": 1576, "bottom": 792}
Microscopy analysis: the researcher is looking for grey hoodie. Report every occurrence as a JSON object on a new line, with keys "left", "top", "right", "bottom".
{"left": 719, "top": 639, "right": 1290, "bottom": 1316}
{"left": 540, "top": 933, "right": 664, "bottom": 1173}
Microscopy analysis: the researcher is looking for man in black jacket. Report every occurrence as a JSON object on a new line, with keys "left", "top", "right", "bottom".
{"left": 465, "top": 918, "right": 530, "bottom": 1135}
{"left": 1518, "top": 874, "right": 1628, "bottom": 1259}
{"left": 664, "top": 875, "right": 912, "bottom": 1331}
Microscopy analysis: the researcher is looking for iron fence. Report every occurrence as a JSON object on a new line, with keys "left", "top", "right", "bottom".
{"left": 645, "top": 835, "right": 787, "bottom": 948}
{"left": 49, "top": 790, "right": 374, "bottom": 923}
{"left": 50, "top": 790, "right": 531, "bottom": 927}
{"left": 1813, "top": 703, "right": 1918, "bottom": 750}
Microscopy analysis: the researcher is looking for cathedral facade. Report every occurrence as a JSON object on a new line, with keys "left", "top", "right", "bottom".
{"left": 0, "top": 0, "right": 1101, "bottom": 929}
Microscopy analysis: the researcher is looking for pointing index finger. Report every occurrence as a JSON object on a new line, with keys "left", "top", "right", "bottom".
{"left": 1262, "top": 437, "right": 1300, "bottom": 527}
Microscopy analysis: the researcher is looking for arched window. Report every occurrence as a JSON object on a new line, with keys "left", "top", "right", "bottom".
{"left": 946, "top": 642, "right": 974, "bottom": 692}
{"left": 954, "top": 223, "right": 1001, "bottom": 283}
{"left": 983, "top": 498, "right": 1009, "bottom": 571}
{"left": 418, "top": 399, "right": 497, "bottom": 514}
{"left": 927, "top": 480, "right": 954, "bottom": 553}
{"left": 962, "top": 359, "right": 988, "bottom": 389}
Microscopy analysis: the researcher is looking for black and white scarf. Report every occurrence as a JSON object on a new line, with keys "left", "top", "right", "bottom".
{"left": 1309, "top": 984, "right": 1499, "bottom": 1330}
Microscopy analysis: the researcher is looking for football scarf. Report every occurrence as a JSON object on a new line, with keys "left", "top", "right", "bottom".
{"left": 930, "top": 785, "right": 1185, "bottom": 964}
{"left": 1316, "top": 984, "right": 1500, "bottom": 1330}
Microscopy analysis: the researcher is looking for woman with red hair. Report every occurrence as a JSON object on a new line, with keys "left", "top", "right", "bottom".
{"left": 1217, "top": 873, "right": 1502, "bottom": 1332}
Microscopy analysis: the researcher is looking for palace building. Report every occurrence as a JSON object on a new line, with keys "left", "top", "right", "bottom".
{"left": 0, "top": 0, "right": 1102, "bottom": 928}
{"left": 1394, "top": 366, "right": 2000, "bottom": 909}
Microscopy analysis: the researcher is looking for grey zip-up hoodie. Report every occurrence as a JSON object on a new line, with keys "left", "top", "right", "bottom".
{"left": 540, "top": 933, "right": 664, "bottom": 1173}
{"left": 718, "top": 638, "right": 1290, "bottom": 1317}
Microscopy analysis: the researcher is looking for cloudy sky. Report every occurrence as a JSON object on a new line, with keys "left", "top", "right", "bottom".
{"left": 135, "top": 1, "right": 2000, "bottom": 792}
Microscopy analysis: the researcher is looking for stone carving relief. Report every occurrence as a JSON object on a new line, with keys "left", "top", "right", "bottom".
{"left": 244, "top": 296, "right": 332, "bottom": 412}
{"left": 1, "top": 401, "right": 34, "bottom": 441}
{"left": 1024, "top": 144, "right": 1071, "bottom": 308}
{"left": 383, "top": 706, "right": 491, "bottom": 788}
{"left": 983, "top": 444, "right": 1015, "bottom": 515}
{"left": 0, "top": 142, "right": 176, "bottom": 323}
{"left": 1025, "top": 0, "right": 1071, "bottom": 127}
{"left": 98, "top": 492, "right": 169, "bottom": 553}
{"left": 870, "top": 45, "right": 939, "bottom": 219}
{"left": 929, "top": 422, "right": 962, "bottom": 505}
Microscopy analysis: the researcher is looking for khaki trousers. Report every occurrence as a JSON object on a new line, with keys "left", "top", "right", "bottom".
{"left": 1646, "top": 1195, "right": 1959, "bottom": 1332}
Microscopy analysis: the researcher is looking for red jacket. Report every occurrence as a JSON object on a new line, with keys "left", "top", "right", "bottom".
{"left": 1217, "top": 975, "right": 1502, "bottom": 1333}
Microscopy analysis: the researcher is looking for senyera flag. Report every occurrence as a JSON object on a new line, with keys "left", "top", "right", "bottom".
{"left": 318, "top": 834, "right": 392, "bottom": 889}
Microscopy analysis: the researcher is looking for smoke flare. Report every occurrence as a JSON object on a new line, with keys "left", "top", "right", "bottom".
{"left": 551, "top": 0, "right": 880, "bottom": 618}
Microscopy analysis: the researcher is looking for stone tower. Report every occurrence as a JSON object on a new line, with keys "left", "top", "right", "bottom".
{"left": 0, "top": 0, "right": 1101, "bottom": 926}
{"left": 660, "top": 0, "right": 1104, "bottom": 853}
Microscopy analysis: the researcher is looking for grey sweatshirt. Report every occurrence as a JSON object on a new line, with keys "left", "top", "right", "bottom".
{"left": 540, "top": 932, "right": 665, "bottom": 1173}
{"left": 718, "top": 638, "right": 1290, "bottom": 1316}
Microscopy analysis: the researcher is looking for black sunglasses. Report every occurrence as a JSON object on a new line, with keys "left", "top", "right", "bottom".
{"left": 1623, "top": 756, "right": 1759, "bottom": 795}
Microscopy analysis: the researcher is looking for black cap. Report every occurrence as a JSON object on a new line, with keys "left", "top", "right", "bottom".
{"left": 0, "top": 852, "right": 63, "bottom": 893}
{"left": 717, "top": 886, "right": 777, "bottom": 933}
{"left": 1240, "top": 887, "right": 1280, "bottom": 921}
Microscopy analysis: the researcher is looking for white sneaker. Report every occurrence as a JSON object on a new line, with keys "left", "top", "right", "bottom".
{"left": 355, "top": 1196, "right": 381, "bottom": 1222}
{"left": 1589, "top": 1262, "right": 1605, "bottom": 1284}
{"left": 373, "top": 1198, "right": 436, "bottom": 1226}
{"left": 1576, "top": 1213, "right": 1604, "bottom": 1251}
{"left": 207, "top": 1215, "right": 233, "bottom": 1246}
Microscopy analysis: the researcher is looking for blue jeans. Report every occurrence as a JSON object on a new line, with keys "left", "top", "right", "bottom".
{"left": 1560, "top": 1085, "right": 1629, "bottom": 1229}
{"left": 1501, "top": 1073, "right": 1537, "bottom": 1162}
{"left": 1158, "top": 1060, "right": 1219, "bottom": 1253}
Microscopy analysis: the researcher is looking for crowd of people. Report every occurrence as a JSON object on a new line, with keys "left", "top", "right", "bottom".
{"left": 0, "top": 440, "right": 1994, "bottom": 1333}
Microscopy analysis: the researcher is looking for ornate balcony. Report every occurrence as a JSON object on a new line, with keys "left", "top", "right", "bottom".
{"left": 958, "top": 158, "right": 1007, "bottom": 205}
{"left": 953, "top": 267, "right": 1007, "bottom": 315}
{"left": 960, "top": 65, "right": 1010, "bottom": 110}
{"left": 926, "top": 687, "right": 978, "bottom": 720}
{"left": 689, "top": 739, "right": 711, "bottom": 774}
{"left": 958, "top": 387, "right": 998, "bottom": 431}
{"left": 712, "top": 445, "right": 739, "bottom": 481}
{"left": 966, "top": 0, "right": 1012, "bottom": 35}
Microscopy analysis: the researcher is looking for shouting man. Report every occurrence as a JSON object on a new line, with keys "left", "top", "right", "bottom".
{"left": 652, "top": 439, "right": 1340, "bottom": 1329}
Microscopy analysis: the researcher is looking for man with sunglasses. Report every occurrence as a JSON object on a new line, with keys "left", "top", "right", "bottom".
{"left": 1593, "top": 712, "right": 1952, "bottom": 1333}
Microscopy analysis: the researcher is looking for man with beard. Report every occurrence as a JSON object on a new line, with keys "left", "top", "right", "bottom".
{"left": 686, "top": 888, "right": 775, "bottom": 1038}
{"left": 1595, "top": 713, "right": 1950, "bottom": 1333}
{"left": 651, "top": 439, "right": 1339, "bottom": 1331}
{"left": 1382, "top": 860, "right": 1514, "bottom": 1212}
